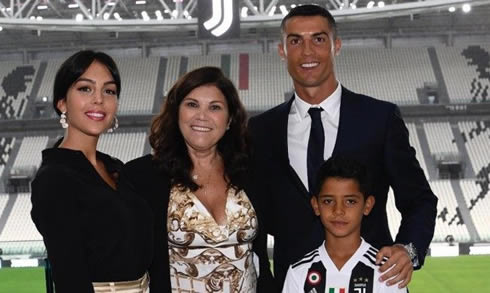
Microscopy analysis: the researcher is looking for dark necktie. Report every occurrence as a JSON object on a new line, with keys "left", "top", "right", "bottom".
{"left": 307, "top": 107, "right": 325, "bottom": 193}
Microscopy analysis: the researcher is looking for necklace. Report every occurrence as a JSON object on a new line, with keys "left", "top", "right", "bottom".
{"left": 192, "top": 155, "right": 221, "bottom": 197}
{"left": 192, "top": 172, "right": 212, "bottom": 197}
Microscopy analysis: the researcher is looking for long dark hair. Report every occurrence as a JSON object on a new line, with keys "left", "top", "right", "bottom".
{"left": 150, "top": 66, "right": 249, "bottom": 191}
{"left": 53, "top": 50, "right": 121, "bottom": 115}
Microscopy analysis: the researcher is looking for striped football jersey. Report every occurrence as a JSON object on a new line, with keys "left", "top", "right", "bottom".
{"left": 282, "top": 239, "right": 407, "bottom": 293}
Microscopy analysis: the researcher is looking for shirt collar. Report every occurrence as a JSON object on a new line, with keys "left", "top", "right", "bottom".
{"left": 291, "top": 82, "right": 342, "bottom": 120}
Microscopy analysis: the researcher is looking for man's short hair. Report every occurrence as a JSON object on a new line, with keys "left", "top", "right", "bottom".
{"left": 280, "top": 4, "right": 338, "bottom": 40}
{"left": 313, "top": 155, "right": 371, "bottom": 198}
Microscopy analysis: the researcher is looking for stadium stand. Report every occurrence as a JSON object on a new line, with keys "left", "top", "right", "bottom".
{"left": 229, "top": 54, "right": 240, "bottom": 90}
{"left": 0, "top": 193, "right": 8, "bottom": 222}
{"left": 235, "top": 53, "right": 293, "bottom": 111}
{"left": 424, "top": 122, "right": 459, "bottom": 155}
{"left": 0, "top": 137, "right": 16, "bottom": 177}
{"left": 0, "top": 193, "right": 42, "bottom": 242}
{"left": 430, "top": 180, "right": 471, "bottom": 242}
{"left": 387, "top": 180, "right": 473, "bottom": 243}
{"left": 437, "top": 45, "right": 490, "bottom": 104}
{"left": 336, "top": 48, "right": 436, "bottom": 105}
{"left": 459, "top": 120, "right": 490, "bottom": 176}
{"left": 7, "top": 136, "right": 48, "bottom": 193}
{"left": 11, "top": 136, "right": 48, "bottom": 171}
{"left": 406, "top": 123, "right": 429, "bottom": 177}
{"left": 115, "top": 57, "right": 160, "bottom": 114}
{"left": 187, "top": 54, "right": 221, "bottom": 71}
{"left": 97, "top": 132, "right": 147, "bottom": 163}
{"left": 36, "top": 59, "right": 63, "bottom": 104}
{"left": 459, "top": 179, "right": 490, "bottom": 241}
{"left": 0, "top": 61, "right": 39, "bottom": 119}
{"left": 162, "top": 56, "right": 182, "bottom": 96}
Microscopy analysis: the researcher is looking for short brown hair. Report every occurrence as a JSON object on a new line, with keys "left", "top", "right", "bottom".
{"left": 280, "top": 4, "right": 338, "bottom": 40}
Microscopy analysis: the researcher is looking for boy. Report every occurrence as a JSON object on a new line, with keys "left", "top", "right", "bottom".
{"left": 282, "top": 156, "right": 407, "bottom": 293}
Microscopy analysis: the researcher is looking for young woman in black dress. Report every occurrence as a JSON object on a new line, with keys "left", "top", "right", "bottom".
{"left": 31, "top": 50, "right": 152, "bottom": 293}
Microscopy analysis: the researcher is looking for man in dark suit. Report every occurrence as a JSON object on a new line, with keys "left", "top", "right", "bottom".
{"left": 248, "top": 4, "right": 437, "bottom": 291}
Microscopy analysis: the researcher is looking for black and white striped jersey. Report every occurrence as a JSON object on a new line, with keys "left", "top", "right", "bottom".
{"left": 282, "top": 239, "right": 407, "bottom": 293}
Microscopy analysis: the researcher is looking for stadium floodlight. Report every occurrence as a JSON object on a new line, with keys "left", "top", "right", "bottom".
{"left": 367, "top": 1, "right": 375, "bottom": 9}
{"left": 29, "top": 16, "right": 35, "bottom": 20}
{"left": 114, "top": 12, "right": 122, "bottom": 20}
{"left": 36, "top": 16, "right": 43, "bottom": 20}
{"left": 351, "top": 4, "right": 357, "bottom": 9}
{"left": 103, "top": 12, "right": 110, "bottom": 20}
{"left": 37, "top": 5, "right": 48, "bottom": 10}
{"left": 378, "top": 1, "right": 385, "bottom": 8}
{"left": 68, "top": 3, "right": 79, "bottom": 8}
{"left": 462, "top": 4, "right": 471, "bottom": 13}
{"left": 75, "top": 13, "right": 83, "bottom": 22}
{"left": 241, "top": 7, "right": 248, "bottom": 18}
{"left": 448, "top": 6, "right": 456, "bottom": 12}
{"left": 268, "top": 6, "right": 276, "bottom": 16}
{"left": 279, "top": 5, "right": 288, "bottom": 15}
{"left": 0, "top": 26, "right": 3, "bottom": 32}
{"left": 107, "top": 2, "right": 115, "bottom": 6}
{"left": 135, "top": 0, "right": 146, "bottom": 5}
{"left": 141, "top": 11, "right": 150, "bottom": 21}
{"left": 290, "top": 4, "right": 296, "bottom": 9}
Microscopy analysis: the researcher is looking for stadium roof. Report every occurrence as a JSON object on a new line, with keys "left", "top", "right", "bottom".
{"left": 0, "top": 0, "right": 489, "bottom": 52}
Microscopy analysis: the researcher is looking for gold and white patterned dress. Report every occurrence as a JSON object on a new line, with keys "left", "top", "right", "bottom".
{"left": 167, "top": 186, "right": 259, "bottom": 293}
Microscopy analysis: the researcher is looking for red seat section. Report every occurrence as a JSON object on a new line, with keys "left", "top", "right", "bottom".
{"left": 239, "top": 54, "right": 249, "bottom": 90}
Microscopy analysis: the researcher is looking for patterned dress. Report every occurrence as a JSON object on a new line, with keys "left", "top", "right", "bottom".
{"left": 167, "top": 186, "right": 259, "bottom": 293}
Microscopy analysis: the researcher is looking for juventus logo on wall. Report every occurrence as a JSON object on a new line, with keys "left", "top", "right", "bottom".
{"left": 198, "top": 0, "right": 240, "bottom": 39}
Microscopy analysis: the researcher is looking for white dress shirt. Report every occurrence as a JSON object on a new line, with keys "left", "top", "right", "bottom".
{"left": 287, "top": 83, "right": 342, "bottom": 191}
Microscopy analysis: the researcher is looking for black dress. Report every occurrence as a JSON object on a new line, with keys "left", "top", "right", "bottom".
{"left": 31, "top": 148, "right": 153, "bottom": 293}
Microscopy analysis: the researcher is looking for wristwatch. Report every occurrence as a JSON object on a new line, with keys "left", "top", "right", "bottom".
{"left": 402, "top": 242, "right": 419, "bottom": 268}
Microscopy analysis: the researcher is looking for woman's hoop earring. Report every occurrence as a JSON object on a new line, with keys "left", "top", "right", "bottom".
{"left": 107, "top": 116, "right": 119, "bottom": 133}
{"left": 60, "top": 112, "right": 68, "bottom": 129}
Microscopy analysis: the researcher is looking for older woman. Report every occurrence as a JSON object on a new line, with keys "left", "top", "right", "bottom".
{"left": 120, "top": 66, "right": 274, "bottom": 292}
{"left": 31, "top": 50, "right": 152, "bottom": 293}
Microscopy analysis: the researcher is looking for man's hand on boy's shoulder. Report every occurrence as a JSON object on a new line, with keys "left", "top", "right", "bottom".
{"left": 375, "top": 245, "right": 413, "bottom": 288}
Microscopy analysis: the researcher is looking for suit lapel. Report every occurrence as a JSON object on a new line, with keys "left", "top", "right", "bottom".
{"left": 278, "top": 96, "right": 310, "bottom": 197}
{"left": 332, "top": 87, "right": 357, "bottom": 156}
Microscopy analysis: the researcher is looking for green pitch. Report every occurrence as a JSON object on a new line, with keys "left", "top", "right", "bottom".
{"left": 0, "top": 267, "right": 45, "bottom": 293}
{"left": 0, "top": 255, "right": 489, "bottom": 292}
{"left": 409, "top": 255, "right": 490, "bottom": 293}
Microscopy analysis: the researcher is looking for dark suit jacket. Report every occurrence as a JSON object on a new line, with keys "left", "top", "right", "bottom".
{"left": 119, "top": 154, "right": 276, "bottom": 292}
{"left": 248, "top": 87, "right": 438, "bottom": 289}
